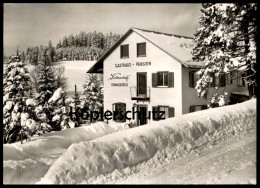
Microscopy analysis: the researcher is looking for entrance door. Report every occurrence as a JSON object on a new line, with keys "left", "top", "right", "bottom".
{"left": 137, "top": 105, "right": 147, "bottom": 126}
{"left": 137, "top": 73, "right": 147, "bottom": 96}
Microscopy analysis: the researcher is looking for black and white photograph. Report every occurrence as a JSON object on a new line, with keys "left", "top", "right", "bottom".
{"left": 3, "top": 3, "right": 257, "bottom": 184}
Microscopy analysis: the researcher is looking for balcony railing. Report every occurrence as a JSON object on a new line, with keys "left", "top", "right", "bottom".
{"left": 130, "top": 86, "right": 150, "bottom": 102}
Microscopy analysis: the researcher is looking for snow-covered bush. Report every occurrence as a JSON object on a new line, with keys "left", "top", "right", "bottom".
{"left": 49, "top": 88, "right": 77, "bottom": 130}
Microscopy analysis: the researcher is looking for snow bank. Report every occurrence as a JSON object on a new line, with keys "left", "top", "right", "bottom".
{"left": 3, "top": 121, "right": 129, "bottom": 184}
{"left": 39, "top": 99, "right": 256, "bottom": 184}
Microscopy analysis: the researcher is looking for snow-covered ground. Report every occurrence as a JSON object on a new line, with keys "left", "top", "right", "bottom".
{"left": 107, "top": 126, "right": 256, "bottom": 184}
{"left": 32, "top": 99, "right": 256, "bottom": 184}
{"left": 3, "top": 122, "right": 129, "bottom": 184}
{"left": 24, "top": 61, "right": 96, "bottom": 96}
{"left": 52, "top": 61, "right": 96, "bottom": 95}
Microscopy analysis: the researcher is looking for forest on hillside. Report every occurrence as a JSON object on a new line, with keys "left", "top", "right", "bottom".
{"left": 5, "top": 31, "right": 121, "bottom": 65}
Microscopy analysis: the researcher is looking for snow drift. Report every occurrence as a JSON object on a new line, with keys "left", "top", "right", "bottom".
{"left": 39, "top": 99, "right": 256, "bottom": 184}
{"left": 3, "top": 121, "right": 129, "bottom": 184}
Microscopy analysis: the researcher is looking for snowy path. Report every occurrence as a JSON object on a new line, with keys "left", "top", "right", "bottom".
{"left": 104, "top": 128, "right": 256, "bottom": 184}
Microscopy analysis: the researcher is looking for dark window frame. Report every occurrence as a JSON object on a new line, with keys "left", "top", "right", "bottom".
{"left": 137, "top": 42, "right": 146, "bottom": 57}
{"left": 120, "top": 44, "right": 129, "bottom": 59}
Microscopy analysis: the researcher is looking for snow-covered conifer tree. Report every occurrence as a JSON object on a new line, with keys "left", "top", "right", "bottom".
{"left": 192, "top": 3, "right": 257, "bottom": 105}
{"left": 32, "top": 50, "right": 57, "bottom": 131}
{"left": 82, "top": 74, "right": 103, "bottom": 113}
{"left": 3, "top": 52, "right": 31, "bottom": 143}
{"left": 35, "top": 50, "right": 56, "bottom": 105}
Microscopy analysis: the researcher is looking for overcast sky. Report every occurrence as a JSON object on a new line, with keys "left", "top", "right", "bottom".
{"left": 4, "top": 3, "right": 202, "bottom": 56}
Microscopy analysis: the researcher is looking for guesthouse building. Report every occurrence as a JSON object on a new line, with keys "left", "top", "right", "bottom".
{"left": 88, "top": 27, "right": 248, "bottom": 126}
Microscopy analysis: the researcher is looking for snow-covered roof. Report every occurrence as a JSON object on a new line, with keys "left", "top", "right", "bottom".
{"left": 88, "top": 27, "right": 205, "bottom": 73}
{"left": 132, "top": 28, "right": 200, "bottom": 66}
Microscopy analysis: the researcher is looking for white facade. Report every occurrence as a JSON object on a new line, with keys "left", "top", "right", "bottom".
{"left": 104, "top": 31, "right": 182, "bottom": 125}
{"left": 89, "top": 28, "right": 248, "bottom": 126}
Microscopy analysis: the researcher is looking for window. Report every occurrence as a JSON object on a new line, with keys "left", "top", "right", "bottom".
{"left": 190, "top": 105, "right": 207, "bottom": 113}
{"left": 137, "top": 43, "right": 146, "bottom": 57}
{"left": 189, "top": 71, "right": 199, "bottom": 88}
{"left": 211, "top": 103, "right": 219, "bottom": 108}
{"left": 237, "top": 74, "right": 245, "bottom": 87}
{"left": 227, "top": 73, "right": 233, "bottom": 85}
{"left": 152, "top": 72, "right": 174, "bottom": 88}
{"left": 159, "top": 106, "right": 169, "bottom": 119}
{"left": 153, "top": 106, "right": 175, "bottom": 120}
{"left": 120, "top": 44, "right": 129, "bottom": 58}
{"left": 210, "top": 73, "right": 226, "bottom": 87}
{"left": 112, "top": 102, "right": 126, "bottom": 122}
{"left": 157, "top": 72, "right": 168, "bottom": 87}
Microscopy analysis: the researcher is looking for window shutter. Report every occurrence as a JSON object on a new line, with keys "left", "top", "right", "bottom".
{"left": 168, "top": 72, "right": 174, "bottom": 87}
{"left": 152, "top": 73, "right": 157, "bottom": 87}
{"left": 222, "top": 73, "right": 226, "bottom": 86}
{"left": 227, "top": 73, "right": 233, "bottom": 85}
{"left": 169, "top": 107, "right": 175, "bottom": 118}
{"left": 152, "top": 106, "right": 159, "bottom": 121}
{"left": 219, "top": 73, "right": 226, "bottom": 87}
{"left": 189, "top": 71, "right": 194, "bottom": 88}
{"left": 210, "top": 73, "right": 216, "bottom": 87}
{"left": 242, "top": 73, "right": 246, "bottom": 86}
{"left": 219, "top": 75, "right": 222, "bottom": 87}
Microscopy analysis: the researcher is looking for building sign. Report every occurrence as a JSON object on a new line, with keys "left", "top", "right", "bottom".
{"left": 115, "top": 62, "right": 151, "bottom": 68}
{"left": 108, "top": 73, "right": 130, "bottom": 86}
{"left": 115, "top": 63, "right": 131, "bottom": 67}
{"left": 111, "top": 83, "right": 128, "bottom": 86}
{"left": 136, "top": 61, "right": 151, "bottom": 66}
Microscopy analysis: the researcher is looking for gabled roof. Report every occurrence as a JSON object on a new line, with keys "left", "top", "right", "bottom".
{"left": 87, "top": 27, "right": 205, "bottom": 73}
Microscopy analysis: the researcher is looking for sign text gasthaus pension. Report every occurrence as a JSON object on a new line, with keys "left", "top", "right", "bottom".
{"left": 115, "top": 61, "right": 151, "bottom": 68}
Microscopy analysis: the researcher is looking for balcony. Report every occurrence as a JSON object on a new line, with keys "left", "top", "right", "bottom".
{"left": 130, "top": 86, "right": 150, "bottom": 102}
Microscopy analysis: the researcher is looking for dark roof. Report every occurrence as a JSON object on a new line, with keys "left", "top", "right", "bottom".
{"left": 87, "top": 27, "right": 205, "bottom": 73}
